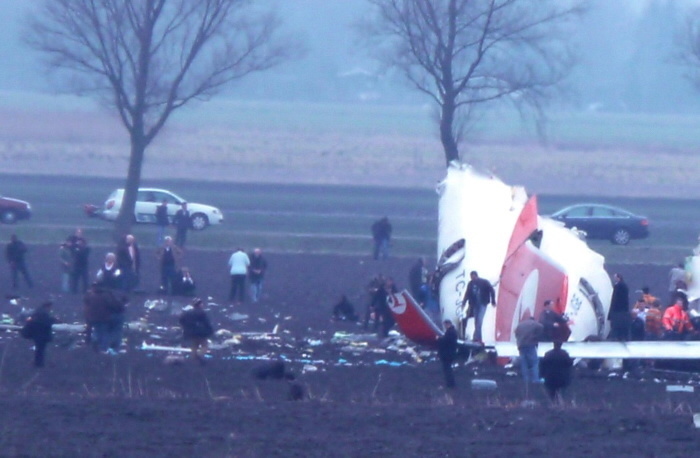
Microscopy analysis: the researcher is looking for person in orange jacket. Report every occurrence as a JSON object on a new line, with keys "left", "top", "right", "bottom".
{"left": 662, "top": 297, "right": 694, "bottom": 340}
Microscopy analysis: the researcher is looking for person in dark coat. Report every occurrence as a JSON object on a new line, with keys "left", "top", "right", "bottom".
{"left": 248, "top": 248, "right": 268, "bottom": 303}
{"left": 461, "top": 271, "right": 495, "bottom": 342}
{"left": 70, "top": 237, "right": 91, "bottom": 294}
{"left": 539, "top": 300, "right": 570, "bottom": 342}
{"left": 371, "top": 216, "right": 392, "bottom": 260}
{"left": 540, "top": 341, "right": 573, "bottom": 403}
{"left": 116, "top": 234, "right": 141, "bottom": 291}
{"left": 173, "top": 202, "right": 191, "bottom": 248}
{"left": 608, "top": 273, "right": 631, "bottom": 341}
{"left": 23, "top": 301, "right": 58, "bottom": 367}
{"left": 436, "top": 320, "right": 458, "bottom": 388}
{"left": 363, "top": 274, "right": 385, "bottom": 331}
{"left": 157, "top": 237, "right": 182, "bottom": 295}
{"left": 84, "top": 282, "right": 128, "bottom": 354}
{"left": 5, "top": 234, "right": 33, "bottom": 290}
{"left": 155, "top": 199, "right": 170, "bottom": 246}
{"left": 179, "top": 298, "right": 214, "bottom": 364}
{"left": 372, "top": 277, "right": 398, "bottom": 337}
{"left": 84, "top": 283, "right": 113, "bottom": 351}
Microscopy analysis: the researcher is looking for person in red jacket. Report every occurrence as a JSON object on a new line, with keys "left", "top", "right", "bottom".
{"left": 662, "top": 297, "right": 694, "bottom": 340}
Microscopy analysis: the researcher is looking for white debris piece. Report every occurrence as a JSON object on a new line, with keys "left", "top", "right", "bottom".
{"left": 666, "top": 385, "right": 695, "bottom": 393}
{"left": 471, "top": 379, "right": 498, "bottom": 391}
{"left": 144, "top": 299, "right": 169, "bottom": 312}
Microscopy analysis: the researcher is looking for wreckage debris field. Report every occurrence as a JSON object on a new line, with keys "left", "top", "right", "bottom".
{"left": 0, "top": 248, "right": 699, "bottom": 457}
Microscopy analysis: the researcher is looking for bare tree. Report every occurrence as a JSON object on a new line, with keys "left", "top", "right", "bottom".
{"left": 363, "top": 0, "right": 584, "bottom": 165}
{"left": 27, "top": 0, "right": 297, "bottom": 236}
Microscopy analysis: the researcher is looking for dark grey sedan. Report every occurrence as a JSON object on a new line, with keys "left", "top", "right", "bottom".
{"left": 550, "top": 204, "right": 649, "bottom": 245}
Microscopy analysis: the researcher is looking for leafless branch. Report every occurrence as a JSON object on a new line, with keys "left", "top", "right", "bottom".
{"left": 363, "top": 0, "right": 583, "bottom": 164}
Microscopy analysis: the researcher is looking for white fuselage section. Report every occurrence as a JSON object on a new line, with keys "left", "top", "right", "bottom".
{"left": 437, "top": 162, "right": 612, "bottom": 342}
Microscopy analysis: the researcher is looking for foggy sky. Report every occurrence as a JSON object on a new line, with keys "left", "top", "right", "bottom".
{"left": 2, "top": 0, "right": 700, "bottom": 114}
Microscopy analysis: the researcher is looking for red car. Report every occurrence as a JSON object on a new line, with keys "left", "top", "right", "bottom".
{"left": 0, "top": 194, "right": 32, "bottom": 224}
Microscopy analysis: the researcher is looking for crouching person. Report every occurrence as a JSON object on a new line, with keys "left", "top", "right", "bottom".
{"left": 21, "top": 301, "right": 58, "bottom": 368}
{"left": 662, "top": 297, "right": 694, "bottom": 340}
{"left": 179, "top": 298, "right": 214, "bottom": 364}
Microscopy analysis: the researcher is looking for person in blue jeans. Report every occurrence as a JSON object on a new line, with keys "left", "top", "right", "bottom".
{"left": 462, "top": 271, "right": 495, "bottom": 342}
{"left": 371, "top": 217, "right": 392, "bottom": 260}
{"left": 514, "top": 317, "right": 544, "bottom": 386}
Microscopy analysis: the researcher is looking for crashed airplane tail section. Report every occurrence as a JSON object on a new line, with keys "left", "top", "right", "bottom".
{"left": 387, "top": 290, "right": 442, "bottom": 347}
{"left": 394, "top": 162, "right": 612, "bottom": 347}
{"left": 496, "top": 195, "right": 568, "bottom": 343}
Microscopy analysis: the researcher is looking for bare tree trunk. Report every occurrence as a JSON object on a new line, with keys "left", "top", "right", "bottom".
{"left": 440, "top": 100, "right": 459, "bottom": 165}
{"left": 114, "top": 133, "right": 146, "bottom": 239}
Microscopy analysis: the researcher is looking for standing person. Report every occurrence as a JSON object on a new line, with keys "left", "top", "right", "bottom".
{"left": 106, "top": 290, "right": 128, "bottom": 354}
{"left": 157, "top": 236, "right": 181, "bottom": 295}
{"left": 21, "top": 301, "right": 58, "bottom": 368}
{"left": 228, "top": 247, "right": 250, "bottom": 305}
{"left": 373, "top": 277, "right": 398, "bottom": 337}
{"left": 155, "top": 199, "right": 170, "bottom": 246}
{"left": 436, "top": 319, "right": 458, "bottom": 388}
{"left": 363, "top": 274, "right": 385, "bottom": 331}
{"left": 58, "top": 242, "right": 72, "bottom": 293}
{"left": 173, "top": 202, "right": 190, "bottom": 248}
{"left": 179, "top": 298, "right": 214, "bottom": 364}
{"left": 248, "top": 248, "right": 268, "bottom": 303}
{"left": 70, "top": 237, "right": 91, "bottom": 294}
{"left": 5, "top": 234, "right": 33, "bottom": 290}
{"left": 408, "top": 257, "right": 427, "bottom": 304}
{"left": 461, "top": 271, "right": 495, "bottom": 342}
{"left": 84, "top": 283, "right": 112, "bottom": 351}
{"left": 96, "top": 252, "right": 122, "bottom": 290}
{"left": 608, "top": 273, "right": 631, "bottom": 341}
{"left": 539, "top": 300, "right": 570, "bottom": 342}
{"left": 540, "top": 340, "right": 573, "bottom": 403}
{"left": 116, "top": 234, "right": 141, "bottom": 291}
{"left": 371, "top": 216, "right": 392, "bottom": 260}
{"left": 514, "top": 317, "right": 544, "bottom": 386}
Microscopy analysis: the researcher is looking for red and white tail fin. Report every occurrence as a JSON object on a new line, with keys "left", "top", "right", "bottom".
{"left": 387, "top": 290, "right": 442, "bottom": 347}
{"left": 495, "top": 195, "right": 568, "bottom": 343}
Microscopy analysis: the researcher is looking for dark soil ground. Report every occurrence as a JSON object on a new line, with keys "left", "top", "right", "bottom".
{"left": 0, "top": 245, "right": 699, "bottom": 457}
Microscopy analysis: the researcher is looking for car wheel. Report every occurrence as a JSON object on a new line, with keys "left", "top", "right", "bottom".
{"left": 612, "top": 228, "right": 631, "bottom": 245}
{"left": 191, "top": 213, "right": 209, "bottom": 231}
{"left": 0, "top": 210, "right": 17, "bottom": 224}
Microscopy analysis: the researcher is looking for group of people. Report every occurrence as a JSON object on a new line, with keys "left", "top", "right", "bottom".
{"left": 227, "top": 247, "right": 268, "bottom": 304}
{"left": 155, "top": 200, "right": 191, "bottom": 247}
{"left": 514, "top": 304, "right": 573, "bottom": 402}
{"left": 609, "top": 273, "right": 697, "bottom": 342}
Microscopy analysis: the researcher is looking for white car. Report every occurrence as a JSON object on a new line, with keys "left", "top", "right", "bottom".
{"left": 101, "top": 188, "right": 223, "bottom": 230}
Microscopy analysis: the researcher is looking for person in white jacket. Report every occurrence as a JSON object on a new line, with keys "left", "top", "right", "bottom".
{"left": 228, "top": 247, "right": 250, "bottom": 304}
